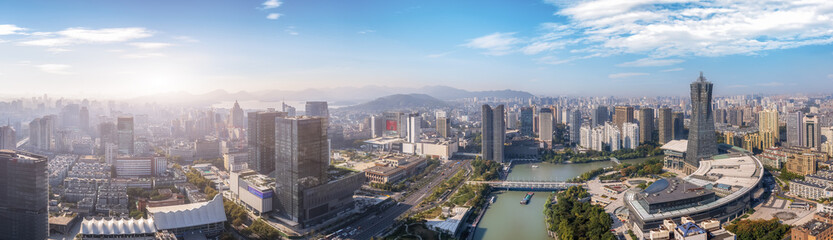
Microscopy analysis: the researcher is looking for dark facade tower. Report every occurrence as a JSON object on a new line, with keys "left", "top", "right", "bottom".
{"left": 592, "top": 106, "right": 608, "bottom": 127}
{"left": 117, "top": 116, "right": 134, "bottom": 155}
{"left": 639, "top": 108, "right": 654, "bottom": 144}
{"left": 519, "top": 107, "right": 534, "bottom": 137}
{"left": 672, "top": 112, "right": 685, "bottom": 140}
{"left": 657, "top": 108, "right": 673, "bottom": 144}
{"left": 247, "top": 111, "right": 287, "bottom": 174}
{"left": 0, "top": 150, "right": 48, "bottom": 239}
{"left": 685, "top": 72, "right": 717, "bottom": 171}
{"left": 273, "top": 117, "right": 329, "bottom": 223}
{"left": 614, "top": 106, "right": 634, "bottom": 131}
{"left": 481, "top": 105, "right": 505, "bottom": 162}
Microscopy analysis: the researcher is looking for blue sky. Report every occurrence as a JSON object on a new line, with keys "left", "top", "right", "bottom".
{"left": 1, "top": 0, "right": 832, "bottom": 98}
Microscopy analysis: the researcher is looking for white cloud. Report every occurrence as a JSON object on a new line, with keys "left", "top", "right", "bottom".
{"left": 463, "top": 32, "right": 523, "bottom": 56}
{"left": 0, "top": 24, "right": 25, "bottom": 35}
{"left": 45, "top": 48, "right": 71, "bottom": 53}
{"left": 262, "top": 0, "right": 282, "bottom": 9}
{"left": 617, "top": 58, "right": 684, "bottom": 67}
{"left": 529, "top": 0, "right": 833, "bottom": 59}
{"left": 660, "top": 68, "right": 684, "bottom": 72}
{"left": 122, "top": 53, "right": 166, "bottom": 59}
{"left": 426, "top": 51, "right": 453, "bottom": 58}
{"left": 20, "top": 27, "right": 153, "bottom": 47}
{"left": 173, "top": 36, "right": 199, "bottom": 43}
{"left": 129, "top": 42, "right": 172, "bottom": 49}
{"left": 358, "top": 30, "right": 376, "bottom": 34}
{"left": 609, "top": 72, "right": 649, "bottom": 79}
{"left": 37, "top": 64, "right": 73, "bottom": 75}
{"left": 266, "top": 13, "right": 282, "bottom": 20}
{"left": 285, "top": 26, "right": 299, "bottom": 36}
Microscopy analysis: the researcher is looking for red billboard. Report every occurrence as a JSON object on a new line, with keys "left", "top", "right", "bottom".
{"left": 386, "top": 120, "right": 397, "bottom": 131}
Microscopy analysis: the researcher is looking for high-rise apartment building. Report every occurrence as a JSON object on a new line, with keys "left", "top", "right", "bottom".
{"left": 622, "top": 122, "right": 640, "bottom": 149}
{"left": 0, "top": 126, "right": 16, "bottom": 150}
{"left": 685, "top": 72, "right": 718, "bottom": 173}
{"left": 538, "top": 108, "right": 554, "bottom": 147}
{"left": 804, "top": 114, "right": 822, "bottom": 150}
{"left": 0, "top": 150, "right": 48, "bottom": 239}
{"left": 614, "top": 106, "right": 634, "bottom": 131}
{"left": 98, "top": 122, "right": 117, "bottom": 155}
{"left": 79, "top": 106, "right": 89, "bottom": 131}
{"left": 370, "top": 115, "right": 385, "bottom": 138}
{"left": 229, "top": 100, "right": 245, "bottom": 128}
{"left": 657, "top": 108, "right": 672, "bottom": 144}
{"left": 407, "top": 113, "right": 421, "bottom": 143}
{"left": 247, "top": 111, "right": 287, "bottom": 174}
{"left": 437, "top": 116, "right": 451, "bottom": 138}
{"left": 519, "top": 107, "right": 534, "bottom": 137}
{"left": 481, "top": 105, "right": 505, "bottom": 162}
{"left": 759, "top": 109, "right": 779, "bottom": 147}
{"left": 787, "top": 111, "right": 804, "bottom": 147}
{"left": 569, "top": 110, "right": 582, "bottom": 144}
{"left": 117, "top": 116, "right": 134, "bottom": 155}
{"left": 639, "top": 108, "right": 654, "bottom": 144}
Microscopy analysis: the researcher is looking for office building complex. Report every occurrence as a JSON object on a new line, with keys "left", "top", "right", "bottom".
{"left": 117, "top": 116, "right": 134, "bottom": 155}
{"left": 787, "top": 111, "right": 804, "bottom": 147}
{"left": 481, "top": 105, "right": 505, "bottom": 162}
{"left": 519, "top": 107, "right": 534, "bottom": 137}
{"left": 639, "top": 108, "right": 654, "bottom": 144}
{"left": 615, "top": 106, "right": 634, "bottom": 131}
{"left": 247, "top": 111, "right": 287, "bottom": 174}
{"left": 805, "top": 114, "right": 822, "bottom": 150}
{"left": 685, "top": 72, "right": 717, "bottom": 172}
{"left": 538, "top": 108, "right": 553, "bottom": 147}
{"left": 0, "top": 150, "right": 48, "bottom": 239}
{"left": 657, "top": 108, "right": 672, "bottom": 144}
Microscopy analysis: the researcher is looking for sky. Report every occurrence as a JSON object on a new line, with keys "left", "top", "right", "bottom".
{"left": 1, "top": 0, "right": 833, "bottom": 98}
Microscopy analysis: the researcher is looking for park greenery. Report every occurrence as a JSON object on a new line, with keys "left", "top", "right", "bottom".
{"left": 448, "top": 183, "right": 489, "bottom": 207}
{"left": 370, "top": 182, "right": 407, "bottom": 192}
{"left": 544, "top": 186, "right": 615, "bottom": 240}
{"left": 424, "top": 170, "right": 466, "bottom": 203}
{"left": 777, "top": 167, "right": 805, "bottom": 182}
{"left": 542, "top": 142, "right": 662, "bottom": 164}
{"left": 724, "top": 218, "right": 791, "bottom": 240}
{"left": 471, "top": 157, "right": 501, "bottom": 181}
{"left": 186, "top": 168, "right": 218, "bottom": 199}
{"left": 568, "top": 156, "right": 664, "bottom": 182}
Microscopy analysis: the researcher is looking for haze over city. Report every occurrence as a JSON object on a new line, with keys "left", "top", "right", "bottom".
{"left": 3, "top": 1, "right": 833, "bottom": 240}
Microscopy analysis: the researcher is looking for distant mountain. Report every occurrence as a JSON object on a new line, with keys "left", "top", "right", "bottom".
{"left": 128, "top": 85, "right": 533, "bottom": 107}
{"left": 338, "top": 94, "right": 449, "bottom": 112}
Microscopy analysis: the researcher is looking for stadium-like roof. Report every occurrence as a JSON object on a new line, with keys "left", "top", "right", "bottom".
{"left": 79, "top": 217, "right": 157, "bottom": 235}
{"left": 147, "top": 194, "right": 226, "bottom": 230}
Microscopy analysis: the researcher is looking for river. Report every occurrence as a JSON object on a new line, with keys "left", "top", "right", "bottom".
{"left": 472, "top": 157, "right": 653, "bottom": 240}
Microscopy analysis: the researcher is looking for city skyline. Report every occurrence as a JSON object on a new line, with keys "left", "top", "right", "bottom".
{"left": 2, "top": 0, "right": 833, "bottom": 98}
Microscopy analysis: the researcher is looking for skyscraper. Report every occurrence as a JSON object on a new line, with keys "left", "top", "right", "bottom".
{"left": 248, "top": 111, "right": 287, "bottom": 174}
{"left": 0, "top": 150, "right": 48, "bottom": 239}
{"left": 538, "top": 108, "right": 554, "bottom": 147}
{"left": 273, "top": 117, "right": 329, "bottom": 223}
{"left": 569, "top": 110, "right": 581, "bottom": 144}
{"left": 657, "top": 108, "right": 672, "bottom": 144}
{"left": 304, "top": 101, "right": 329, "bottom": 119}
{"left": 229, "top": 100, "right": 245, "bottom": 128}
{"left": 519, "top": 107, "right": 534, "bottom": 137}
{"left": 592, "top": 106, "right": 608, "bottom": 127}
{"left": 614, "top": 106, "right": 634, "bottom": 131}
{"left": 758, "top": 109, "right": 779, "bottom": 147}
{"left": 685, "top": 72, "right": 718, "bottom": 172}
{"left": 79, "top": 106, "right": 89, "bottom": 131}
{"left": 672, "top": 112, "right": 685, "bottom": 140}
{"left": 98, "top": 122, "right": 117, "bottom": 155}
{"left": 481, "top": 105, "right": 505, "bottom": 162}
{"left": 804, "top": 114, "right": 822, "bottom": 150}
{"left": 0, "top": 126, "right": 16, "bottom": 150}
{"left": 787, "top": 111, "right": 804, "bottom": 147}
{"left": 117, "top": 116, "right": 134, "bottom": 155}
{"left": 639, "top": 108, "right": 654, "bottom": 144}
{"left": 437, "top": 116, "right": 451, "bottom": 138}
{"left": 371, "top": 115, "right": 385, "bottom": 138}
{"left": 622, "top": 122, "right": 640, "bottom": 149}
{"left": 407, "top": 113, "right": 421, "bottom": 143}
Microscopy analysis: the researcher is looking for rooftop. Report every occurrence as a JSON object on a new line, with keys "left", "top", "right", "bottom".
{"left": 660, "top": 140, "right": 688, "bottom": 153}
{"left": 79, "top": 217, "right": 156, "bottom": 235}
{"left": 641, "top": 178, "right": 714, "bottom": 205}
{"left": 147, "top": 194, "right": 226, "bottom": 230}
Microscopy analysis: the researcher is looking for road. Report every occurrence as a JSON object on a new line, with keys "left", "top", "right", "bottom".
{"left": 347, "top": 159, "right": 470, "bottom": 240}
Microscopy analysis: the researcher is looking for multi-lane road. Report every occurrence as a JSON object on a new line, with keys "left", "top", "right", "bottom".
{"left": 347, "top": 159, "right": 471, "bottom": 240}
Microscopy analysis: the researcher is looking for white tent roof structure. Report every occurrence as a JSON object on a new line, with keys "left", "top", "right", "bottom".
{"left": 80, "top": 217, "right": 157, "bottom": 235}
{"left": 147, "top": 194, "right": 226, "bottom": 230}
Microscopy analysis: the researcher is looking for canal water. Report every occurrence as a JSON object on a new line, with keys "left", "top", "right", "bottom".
{"left": 473, "top": 158, "right": 653, "bottom": 240}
